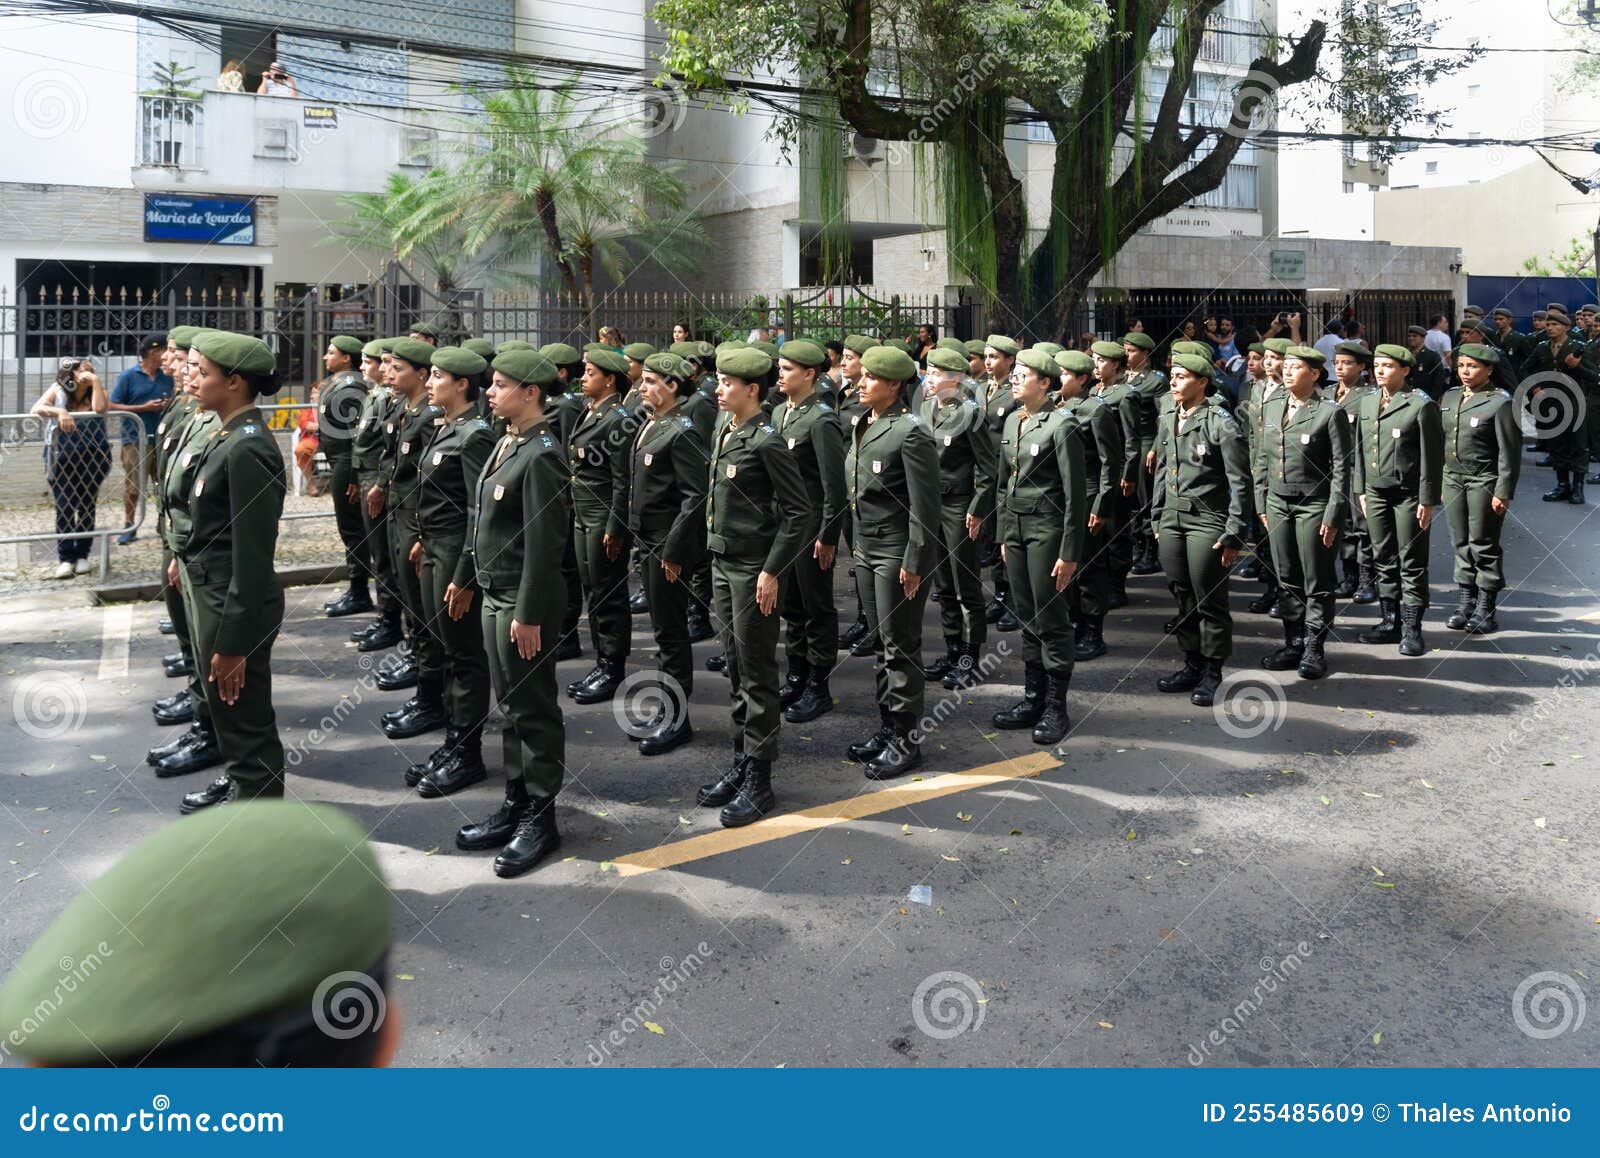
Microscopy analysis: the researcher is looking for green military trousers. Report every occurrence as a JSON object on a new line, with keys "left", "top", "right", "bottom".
{"left": 856, "top": 545, "right": 931, "bottom": 721}
{"left": 480, "top": 591, "right": 565, "bottom": 799}
{"left": 1105, "top": 486, "right": 1135, "bottom": 585}
{"left": 712, "top": 552, "right": 783, "bottom": 760}
{"left": 929, "top": 499, "right": 986, "bottom": 647}
{"left": 328, "top": 455, "right": 370, "bottom": 585}
{"left": 1441, "top": 474, "right": 1508, "bottom": 592}
{"left": 1157, "top": 506, "right": 1233, "bottom": 662}
{"left": 420, "top": 533, "right": 491, "bottom": 731}
{"left": 1338, "top": 493, "right": 1372, "bottom": 581}
{"left": 639, "top": 536, "right": 693, "bottom": 697}
{"left": 1364, "top": 485, "right": 1431, "bottom": 607}
{"left": 560, "top": 513, "right": 584, "bottom": 646}
{"left": 177, "top": 555, "right": 284, "bottom": 797}
{"left": 389, "top": 513, "right": 442, "bottom": 678}
{"left": 359, "top": 484, "right": 401, "bottom": 619}
{"left": 1073, "top": 517, "right": 1115, "bottom": 620}
{"left": 1002, "top": 518, "right": 1076, "bottom": 677}
{"left": 161, "top": 545, "right": 211, "bottom": 735}
{"left": 1266, "top": 493, "right": 1338, "bottom": 635}
{"left": 572, "top": 508, "right": 632, "bottom": 662}
{"left": 779, "top": 522, "right": 838, "bottom": 669}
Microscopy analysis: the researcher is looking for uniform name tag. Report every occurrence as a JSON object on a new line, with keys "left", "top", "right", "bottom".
{"left": 1470, "top": 416, "right": 1480, "bottom": 428}
{"left": 872, "top": 460, "right": 883, "bottom": 473}
{"left": 401, "top": 441, "right": 411, "bottom": 454}
{"left": 164, "top": 437, "right": 175, "bottom": 452}
{"left": 851, "top": 414, "right": 861, "bottom": 427}
{"left": 386, "top": 423, "right": 395, "bottom": 434}
{"left": 1030, "top": 443, "right": 1041, "bottom": 457}
{"left": 788, "top": 437, "right": 796, "bottom": 449}
{"left": 182, "top": 452, "right": 193, "bottom": 467}
{"left": 433, "top": 452, "right": 444, "bottom": 465}
{"left": 1347, "top": 412, "right": 1356, "bottom": 422}
{"left": 1196, "top": 443, "right": 1208, "bottom": 457}
{"left": 193, "top": 480, "right": 204, "bottom": 496}
{"left": 997, "top": 406, "right": 1008, "bottom": 417}
{"left": 1300, "top": 433, "right": 1311, "bottom": 445}
{"left": 643, "top": 453, "right": 653, "bottom": 466}
{"left": 493, "top": 484, "right": 505, "bottom": 501}
{"left": 944, "top": 435, "right": 953, "bottom": 446}
{"left": 157, "top": 422, "right": 167, "bottom": 435}
{"left": 1391, "top": 428, "right": 1402, "bottom": 439}
{"left": 726, "top": 464, "right": 737, "bottom": 479}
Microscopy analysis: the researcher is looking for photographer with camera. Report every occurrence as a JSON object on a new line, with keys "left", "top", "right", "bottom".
{"left": 257, "top": 60, "right": 298, "bottom": 97}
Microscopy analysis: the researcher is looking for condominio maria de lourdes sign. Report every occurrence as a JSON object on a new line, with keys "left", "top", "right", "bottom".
{"left": 143, "top": 194, "right": 257, "bottom": 246}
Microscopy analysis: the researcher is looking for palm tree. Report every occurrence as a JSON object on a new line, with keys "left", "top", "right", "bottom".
{"left": 333, "top": 169, "right": 485, "bottom": 298}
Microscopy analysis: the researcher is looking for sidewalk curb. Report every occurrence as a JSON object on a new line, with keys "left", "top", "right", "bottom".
{"left": 89, "top": 564, "right": 349, "bottom": 605}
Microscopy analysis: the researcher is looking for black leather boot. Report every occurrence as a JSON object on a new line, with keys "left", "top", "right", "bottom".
{"left": 418, "top": 728, "right": 488, "bottom": 797}
{"left": 1465, "top": 588, "right": 1499, "bottom": 634}
{"left": 572, "top": 656, "right": 625, "bottom": 704}
{"left": 629, "top": 588, "right": 649, "bottom": 614}
{"left": 147, "top": 721, "right": 207, "bottom": 765}
{"left": 153, "top": 725, "right": 223, "bottom": 778}
{"left": 1571, "top": 477, "right": 1586, "bottom": 504}
{"left": 1354, "top": 564, "right": 1378, "bottom": 604}
{"left": 1190, "top": 659, "right": 1224, "bottom": 707}
{"left": 697, "top": 746, "right": 747, "bottom": 807}
{"left": 720, "top": 758, "right": 776, "bottom": 826}
{"left": 375, "top": 654, "right": 417, "bottom": 690}
{"left": 178, "top": 775, "right": 236, "bottom": 814}
{"left": 923, "top": 640, "right": 962, "bottom": 681}
{"left": 554, "top": 631, "right": 583, "bottom": 661}
{"left": 841, "top": 610, "right": 870, "bottom": 645}
{"left": 639, "top": 712, "right": 694, "bottom": 756}
{"left": 158, "top": 616, "right": 175, "bottom": 634}
{"left": 1358, "top": 598, "right": 1401, "bottom": 644}
{"left": 1157, "top": 652, "right": 1205, "bottom": 693}
{"left": 457, "top": 779, "right": 530, "bottom": 851}
{"left": 1261, "top": 619, "right": 1306, "bottom": 671}
{"left": 686, "top": 606, "right": 715, "bottom": 643}
{"left": 1237, "top": 555, "right": 1261, "bottom": 580}
{"left": 1130, "top": 537, "right": 1162, "bottom": 575}
{"left": 1446, "top": 584, "right": 1477, "bottom": 630}
{"left": 153, "top": 689, "right": 188, "bottom": 713}
{"left": 996, "top": 605, "right": 1022, "bottom": 632}
{"left": 1247, "top": 582, "right": 1278, "bottom": 615}
{"left": 162, "top": 653, "right": 192, "bottom": 679}
{"left": 783, "top": 674, "right": 833, "bottom": 723}
{"left": 940, "top": 642, "right": 978, "bottom": 689}
{"left": 405, "top": 726, "right": 460, "bottom": 788}
{"left": 566, "top": 661, "right": 607, "bottom": 699}
{"left": 847, "top": 707, "right": 895, "bottom": 762}
{"left": 152, "top": 690, "right": 195, "bottom": 725}
{"left": 358, "top": 615, "right": 405, "bottom": 652}
{"left": 1333, "top": 564, "right": 1357, "bottom": 598}
{"left": 1074, "top": 614, "right": 1106, "bottom": 661}
{"left": 849, "top": 629, "right": 876, "bottom": 657}
{"left": 1297, "top": 630, "right": 1329, "bottom": 680}
{"left": 779, "top": 657, "right": 812, "bottom": 708}
{"left": 323, "top": 583, "right": 374, "bottom": 618}
{"left": 1543, "top": 469, "right": 1573, "bottom": 502}
{"left": 992, "top": 663, "right": 1046, "bottom": 729}
{"left": 1398, "top": 603, "right": 1426, "bottom": 657}
{"left": 1031, "top": 675, "right": 1070, "bottom": 745}
{"left": 382, "top": 678, "right": 445, "bottom": 738}
{"left": 383, "top": 695, "right": 421, "bottom": 726}
{"left": 493, "top": 798, "right": 561, "bottom": 878}
{"left": 865, "top": 716, "right": 921, "bottom": 779}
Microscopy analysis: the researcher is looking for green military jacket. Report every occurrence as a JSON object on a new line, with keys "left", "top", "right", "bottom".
{"left": 1411, "top": 348, "right": 1449, "bottom": 400}
{"left": 463, "top": 421, "right": 569, "bottom": 623}
{"left": 384, "top": 397, "right": 444, "bottom": 520}
{"left": 996, "top": 402, "right": 1087, "bottom": 565}
{"left": 1255, "top": 392, "right": 1353, "bottom": 529}
{"left": 680, "top": 384, "right": 719, "bottom": 442}
{"left": 628, "top": 404, "right": 707, "bottom": 565}
{"left": 1439, "top": 387, "right": 1522, "bottom": 502}
{"left": 1089, "top": 378, "right": 1142, "bottom": 487}
{"left": 844, "top": 401, "right": 943, "bottom": 576}
{"left": 316, "top": 369, "right": 369, "bottom": 458}
{"left": 1057, "top": 392, "right": 1123, "bottom": 523}
{"left": 154, "top": 393, "right": 200, "bottom": 539}
{"left": 1123, "top": 365, "right": 1167, "bottom": 450}
{"left": 1351, "top": 387, "right": 1444, "bottom": 505}
{"left": 567, "top": 394, "right": 638, "bottom": 536}
{"left": 980, "top": 375, "right": 1014, "bottom": 438}
{"left": 1489, "top": 327, "right": 1531, "bottom": 372}
{"left": 159, "top": 407, "right": 218, "bottom": 554}
{"left": 1243, "top": 378, "right": 1286, "bottom": 480}
{"left": 1150, "top": 400, "right": 1253, "bottom": 547}
{"left": 417, "top": 408, "right": 494, "bottom": 541}
{"left": 1523, "top": 334, "right": 1597, "bottom": 391}
{"left": 770, "top": 389, "right": 848, "bottom": 546}
{"left": 170, "top": 406, "right": 286, "bottom": 654}
{"left": 836, "top": 379, "right": 867, "bottom": 427}
{"left": 917, "top": 388, "right": 996, "bottom": 524}
{"left": 351, "top": 381, "right": 394, "bottom": 481}
{"left": 705, "top": 413, "right": 810, "bottom": 574}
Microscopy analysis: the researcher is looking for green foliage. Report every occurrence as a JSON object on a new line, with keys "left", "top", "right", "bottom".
{"left": 1521, "top": 233, "right": 1598, "bottom": 279}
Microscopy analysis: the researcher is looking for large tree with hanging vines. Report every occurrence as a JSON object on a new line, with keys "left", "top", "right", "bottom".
{"left": 653, "top": 0, "right": 1469, "bottom": 339}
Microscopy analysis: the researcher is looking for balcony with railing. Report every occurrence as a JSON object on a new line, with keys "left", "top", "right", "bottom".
{"left": 1151, "top": 16, "right": 1266, "bottom": 69}
{"left": 138, "top": 96, "right": 205, "bottom": 171}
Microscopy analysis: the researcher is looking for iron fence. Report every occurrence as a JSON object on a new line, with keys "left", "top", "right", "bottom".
{"left": 1091, "top": 288, "right": 1455, "bottom": 351}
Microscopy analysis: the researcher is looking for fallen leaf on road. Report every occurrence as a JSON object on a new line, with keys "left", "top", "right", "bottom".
{"left": 1319, "top": 796, "right": 1331, "bottom": 806}
{"left": 397, "top": 973, "right": 415, "bottom": 981}
{"left": 1420, "top": 778, "right": 1435, "bottom": 789}
{"left": 940, "top": 854, "right": 960, "bottom": 862}
{"left": 89, "top": 755, "right": 106, "bottom": 762}
{"left": 423, "top": 846, "right": 439, "bottom": 856}
{"left": 841, "top": 857, "right": 852, "bottom": 865}
{"left": 1125, "top": 830, "right": 1137, "bottom": 840}
{"left": 1097, "top": 1020, "right": 1114, "bottom": 1030}
{"left": 1361, "top": 791, "right": 1383, "bottom": 799}
{"left": 1372, "top": 1031, "right": 1382, "bottom": 1045}
{"left": 1372, "top": 881, "right": 1395, "bottom": 889}
{"left": 600, "top": 861, "right": 614, "bottom": 872}
{"left": 644, "top": 1021, "right": 664, "bottom": 1036}
{"left": 901, "top": 824, "right": 912, "bottom": 835}
{"left": 956, "top": 811, "right": 972, "bottom": 822}
{"left": 1534, "top": 817, "right": 1547, "bottom": 829}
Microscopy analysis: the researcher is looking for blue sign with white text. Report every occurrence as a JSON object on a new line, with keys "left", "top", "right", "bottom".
{"left": 143, "top": 195, "right": 256, "bottom": 246}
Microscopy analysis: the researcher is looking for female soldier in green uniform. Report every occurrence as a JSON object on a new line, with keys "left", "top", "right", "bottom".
{"left": 318, "top": 335, "right": 376, "bottom": 619}
{"left": 452, "top": 349, "right": 570, "bottom": 877}
{"left": 669, "top": 341, "right": 720, "bottom": 649}
{"left": 835, "top": 335, "right": 877, "bottom": 654}
{"left": 1054, "top": 348, "right": 1124, "bottom": 662}
{"left": 1441, "top": 344, "right": 1522, "bottom": 635}
{"left": 1352, "top": 343, "right": 1443, "bottom": 656}
{"left": 980, "top": 335, "right": 1021, "bottom": 630}
{"left": 1329, "top": 342, "right": 1375, "bottom": 601}
{"left": 990, "top": 348, "right": 1086, "bottom": 746}
{"left": 404, "top": 347, "right": 495, "bottom": 798}
{"left": 564, "top": 348, "right": 638, "bottom": 704}
{"left": 841, "top": 345, "right": 943, "bottom": 776}
{"left": 169, "top": 332, "right": 288, "bottom": 814}
{"left": 350, "top": 339, "right": 403, "bottom": 652}
{"left": 1088, "top": 342, "right": 1141, "bottom": 609}
{"left": 1121, "top": 332, "right": 1167, "bottom": 576}
{"left": 538, "top": 343, "right": 589, "bottom": 660}
{"left": 626, "top": 353, "right": 708, "bottom": 755}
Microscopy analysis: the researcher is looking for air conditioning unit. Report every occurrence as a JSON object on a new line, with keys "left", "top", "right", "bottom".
{"left": 848, "top": 132, "right": 886, "bottom": 165}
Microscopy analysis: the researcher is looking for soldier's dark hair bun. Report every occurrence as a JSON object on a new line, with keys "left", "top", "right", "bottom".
{"left": 247, "top": 369, "right": 282, "bottom": 397}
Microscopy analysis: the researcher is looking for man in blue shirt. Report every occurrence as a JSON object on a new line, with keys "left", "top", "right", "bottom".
{"left": 108, "top": 333, "right": 173, "bottom": 543}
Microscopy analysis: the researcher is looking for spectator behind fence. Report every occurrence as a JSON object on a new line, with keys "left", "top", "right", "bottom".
{"left": 597, "top": 325, "right": 626, "bottom": 352}
{"left": 32, "top": 358, "right": 111, "bottom": 579}
{"left": 107, "top": 333, "right": 172, "bottom": 544}
{"left": 296, "top": 384, "right": 323, "bottom": 495}
{"left": 217, "top": 58, "right": 245, "bottom": 92}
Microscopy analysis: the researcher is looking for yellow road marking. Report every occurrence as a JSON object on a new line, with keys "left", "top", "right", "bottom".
{"left": 611, "top": 751, "right": 1058, "bottom": 878}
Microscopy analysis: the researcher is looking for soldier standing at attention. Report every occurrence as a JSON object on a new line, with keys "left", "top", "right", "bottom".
{"left": 841, "top": 345, "right": 943, "bottom": 775}
{"left": 981, "top": 335, "right": 1022, "bottom": 631}
{"left": 1527, "top": 307, "right": 1594, "bottom": 504}
{"left": 1121, "top": 331, "right": 1166, "bottom": 576}
{"left": 627, "top": 353, "right": 708, "bottom": 755}
{"left": 668, "top": 341, "right": 719, "bottom": 645}
{"left": 836, "top": 334, "right": 878, "bottom": 654}
{"left": 539, "top": 343, "right": 590, "bottom": 659}
{"left": 1257, "top": 347, "right": 1352, "bottom": 681}
{"left": 770, "top": 339, "right": 847, "bottom": 721}
{"left": 1054, "top": 348, "right": 1124, "bottom": 661}
{"left": 1088, "top": 341, "right": 1141, "bottom": 609}
{"left": 406, "top": 347, "right": 495, "bottom": 798}
{"left": 1441, "top": 344, "right": 1522, "bottom": 635}
{"left": 318, "top": 336, "right": 377, "bottom": 620}
{"left": 917, "top": 346, "right": 995, "bottom": 688}
{"left": 350, "top": 339, "right": 404, "bottom": 653}
{"left": 964, "top": 339, "right": 987, "bottom": 383}
{"left": 564, "top": 348, "right": 638, "bottom": 706}
{"left": 1352, "top": 343, "right": 1443, "bottom": 657}
{"left": 1242, "top": 337, "right": 1292, "bottom": 615}
{"left": 169, "top": 332, "right": 288, "bottom": 814}
{"left": 1150, "top": 355, "right": 1252, "bottom": 707}
{"left": 454, "top": 350, "right": 570, "bottom": 877}
{"left": 693, "top": 347, "right": 809, "bottom": 826}
{"left": 1329, "top": 341, "right": 1377, "bottom": 602}
{"left": 622, "top": 342, "right": 655, "bottom": 416}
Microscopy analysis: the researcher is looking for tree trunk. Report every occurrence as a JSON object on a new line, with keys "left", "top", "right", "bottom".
{"left": 534, "top": 188, "right": 580, "bottom": 298}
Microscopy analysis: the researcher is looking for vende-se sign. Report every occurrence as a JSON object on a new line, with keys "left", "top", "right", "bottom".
{"left": 143, "top": 195, "right": 257, "bottom": 246}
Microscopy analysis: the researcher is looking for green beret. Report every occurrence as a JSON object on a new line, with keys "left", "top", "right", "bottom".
{"left": 582, "top": 342, "right": 606, "bottom": 353}
{"left": 330, "top": 334, "right": 365, "bottom": 357}
{"left": 1171, "top": 341, "right": 1215, "bottom": 359}
{"left": 1121, "top": 332, "right": 1156, "bottom": 351}
{"left": 1262, "top": 338, "right": 1293, "bottom": 355}
{"left": 0, "top": 802, "right": 387, "bottom": 1065}
{"left": 717, "top": 347, "right": 773, "bottom": 381}
{"left": 1546, "top": 302, "right": 1567, "bottom": 313}
{"left": 842, "top": 334, "right": 879, "bottom": 356}
{"left": 1284, "top": 344, "right": 1325, "bottom": 366}
{"left": 694, "top": 341, "right": 717, "bottom": 361}
{"left": 1462, "top": 304, "right": 1484, "bottom": 316}
{"left": 1458, "top": 319, "right": 1487, "bottom": 335}
{"left": 1030, "top": 341, "right": 1065, "bottom": 357}
{"left": 1546, "top": 308, "right": 1572, "bottom": 326}
{"left": 984, "top": 334, "right": 1019, "bottom": 357}
{"left": 430, "top": 346, "right": 488, "bottom": 378}
{"left": 1332, "top": 340, "right": 1372, "bottom": 362}
{"left": 361, "top": 339, "right": 386, "bottom": 360}
{"left": 882, "top": 338, "right": 914, "bottom": 357}
{"left": 1406, "top": 325, "right": 1429, "bottom": 338}
{"left": 623, "top": 342, "right": 656, "bottom": 362}
{"left": 935, "top": 337, "right": 967, "bottom": 353}
{"left": 777, "top": 339, "right": 827, "bottom": 369}
{"left": 1373, "top": 343, "right": 1413, "bottom": 366}
{"left": 751, "top": 340, "right": 781, "bottom": 360}
{"left": 1456, "top": 342, "right": 1500, "bottom": 365}
{"left": 167, "top": 324, "right": 200, "bottom": 350}
{"left": 1247, "top": 342, "right": 1267, "bottom": 355}
{"left": 496, "top": 339, "right": 534, "bottom": 352}
{"left": 1090, "top": 340, "right": 1127, "bottom": 360}
{"left": 408, "top": 320, "right": 441, "bottom": 338}
{"left": 1170, "top": 353, "right": 1214, "bottom": 380}
{"left": 925, "top": 348, "right": 969, "bottom": 373}
{"left": 1056, "top": 350, "right": 1094, "bottom": 376}
{"left": 585, "top": 347, "right": 631, "bottom": 377}
{"left": 963, "top": 339, "right": 987, "bottom": 357}
{"left": 194, "top": 330, "right": 276, "bottom": 376}
{"left": 390, "top": 337, "right": 437, "bottom": 369}
{"left": 860, "top": 345, "right": 917, "bottom": 382}
{"left": 1582, "top": 304, "right": 1600, "bottom": 315}
{"left": 1017, "top": 348, "right": 1060, "bottom": 377}
{"left": 539, "top": 342, "right": 581, "bottom": 366}
{"left": 643, "top": 352, "right": 692, "bottom": 380}
{"left": 1491, "top": 307, "right": 1513, "bottom": 319}
{"left": 668, "top": 341, "right": 702, "bottom": 361}
{"left": 492, "top": 348, "right": 559, "bottom": 386}
{"left": 461, "top": 337, "right": 497, "bottom": 360}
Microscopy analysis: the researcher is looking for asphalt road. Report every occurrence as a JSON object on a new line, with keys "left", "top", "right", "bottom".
{"left": 3, "top": 453, "right": 1599, "bottom": 1068}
